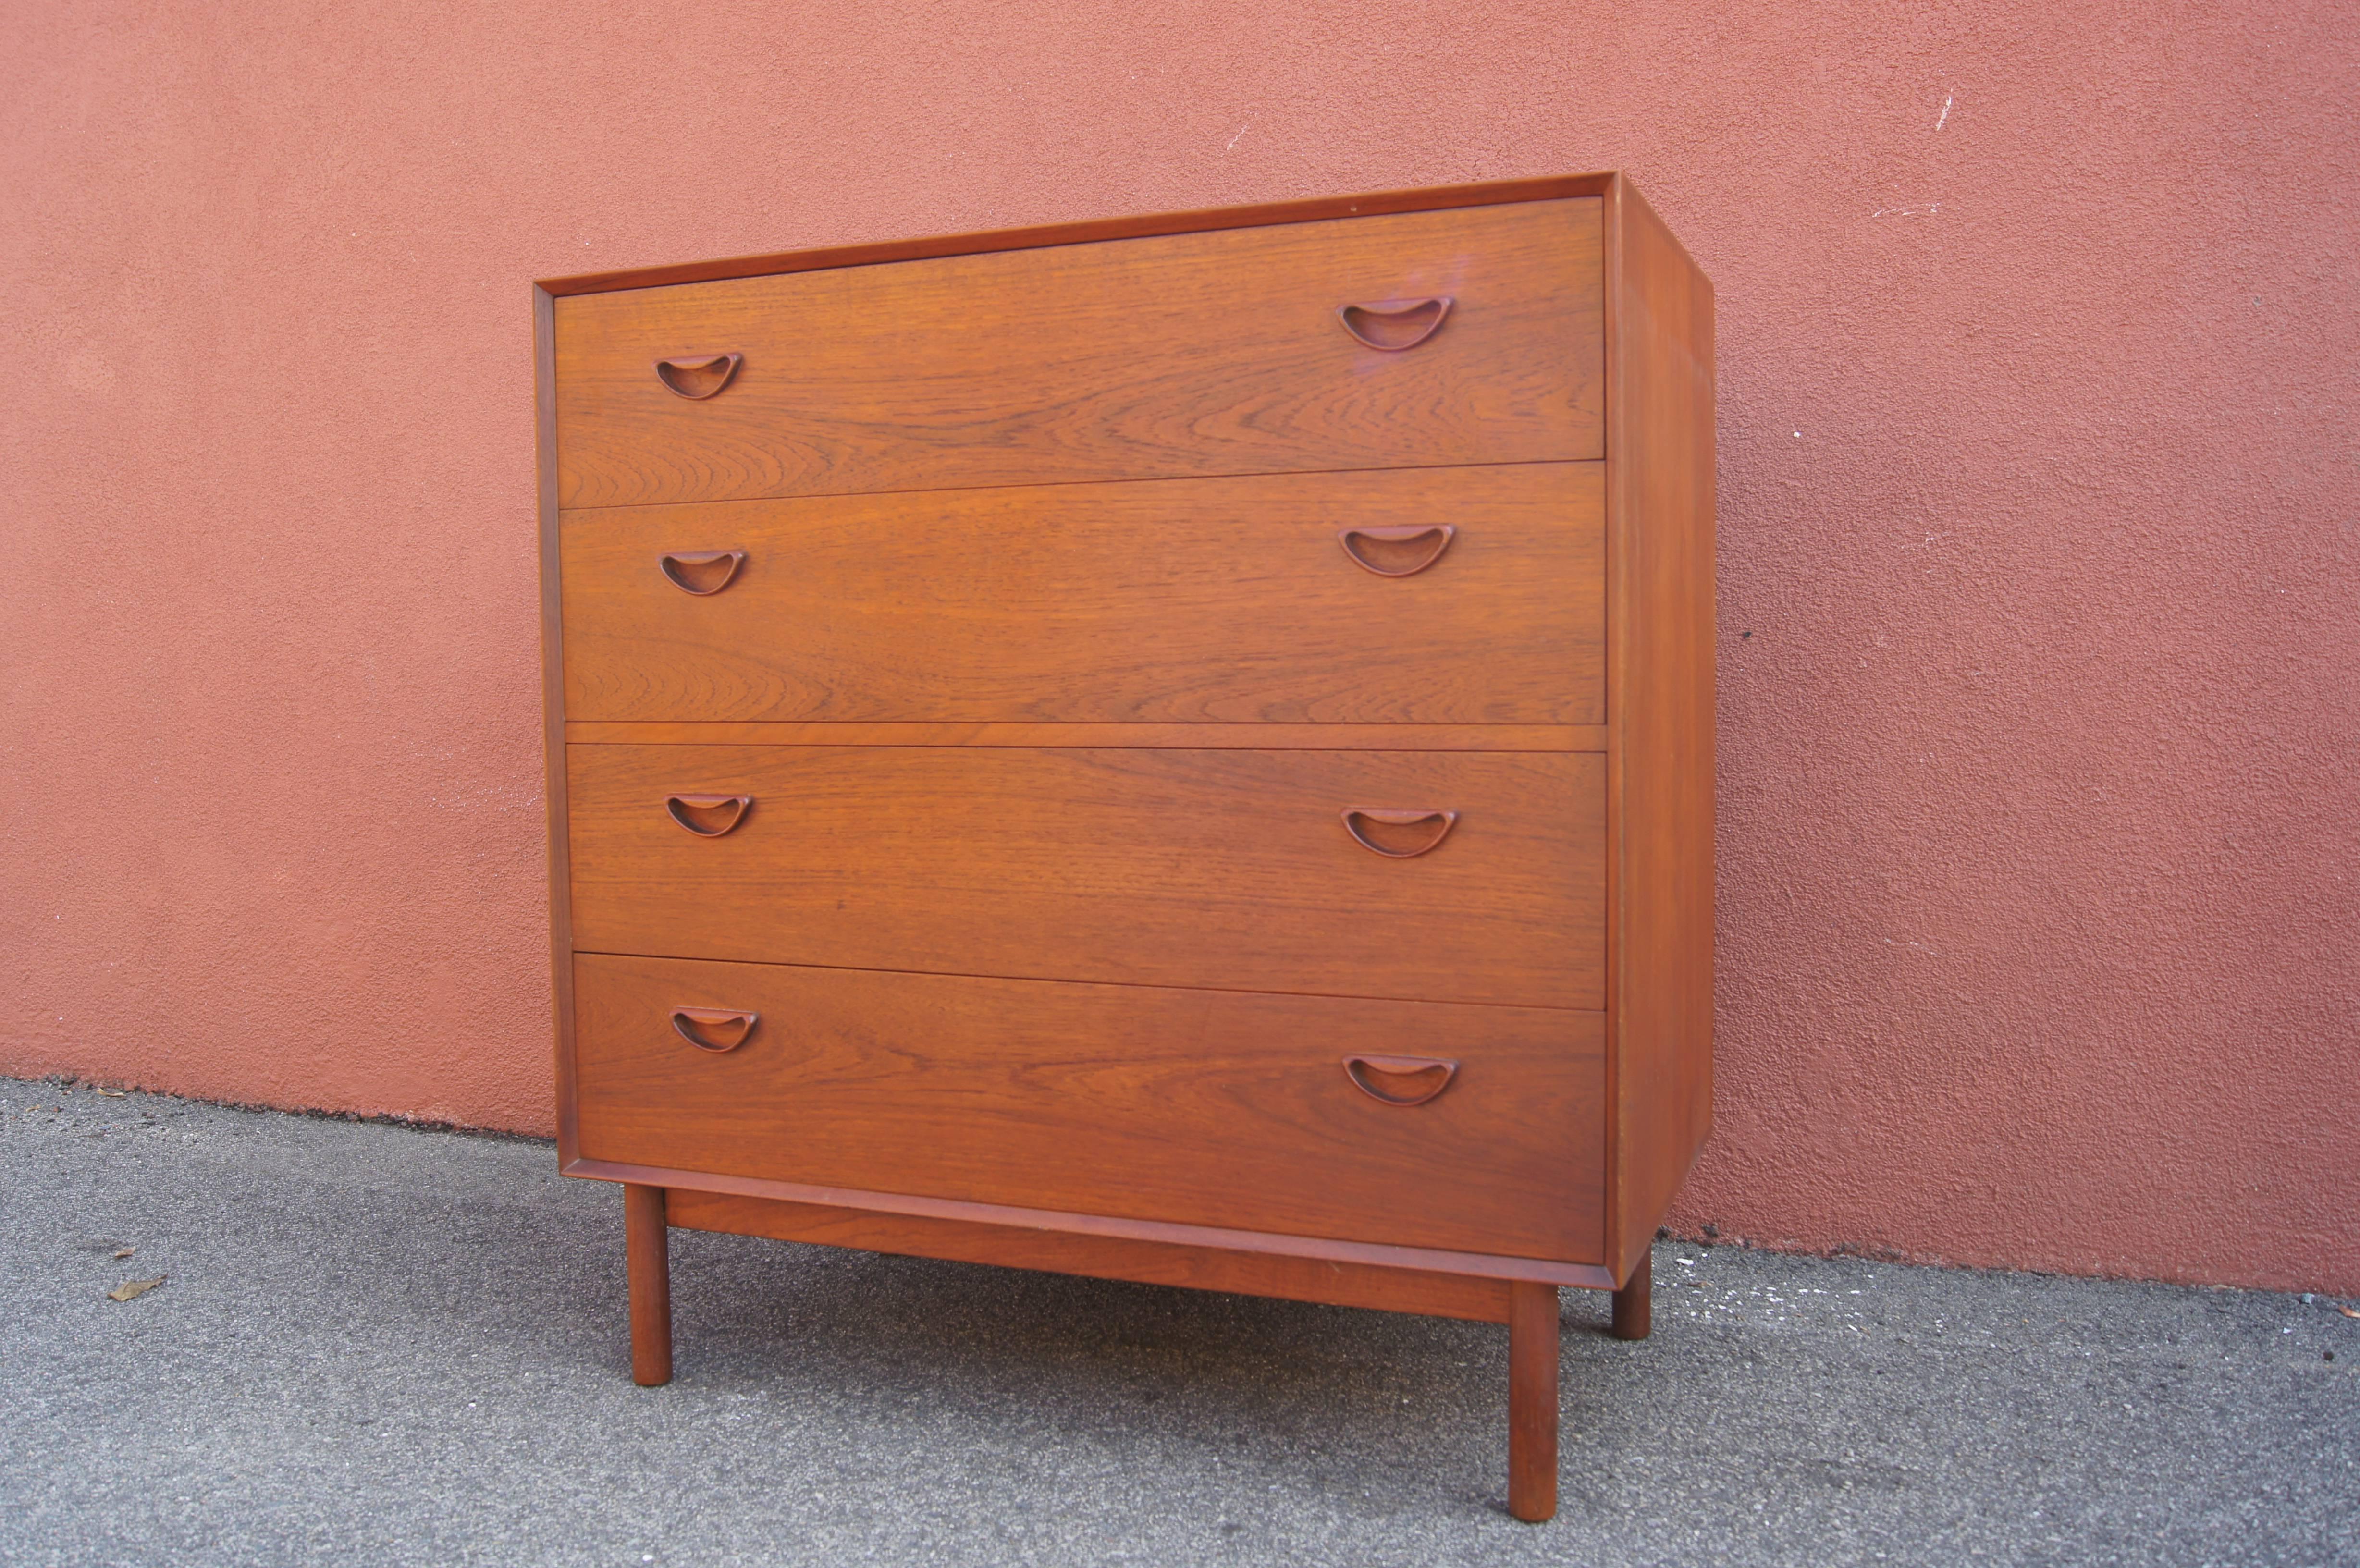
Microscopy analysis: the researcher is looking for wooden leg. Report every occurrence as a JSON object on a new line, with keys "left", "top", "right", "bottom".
{"left": 624, "top": 1182, "right": 673, "bottom": 1387}
{"left": 1507, "top": 1280, "right": 1559, "bottom": 1523}
{"left": 1611, "top": 1257, "right": 1652, "bottom": 1341}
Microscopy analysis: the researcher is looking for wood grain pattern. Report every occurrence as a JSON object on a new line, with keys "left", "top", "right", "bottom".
{"left": 664, "top": 1189, "right": 1519, "bottom": 1323}
{"left": 566, "top": 745, "right": 1606, "bottom": 1008}
{"left": 560, "top": 464, "right": 1604, "bottom": 724}
{"left": 1603, "top": 176, "right": 1717, "bottom": 1281}
{"left": 576, "top": 954, "right": 1607, "bottom": 1262}
{"left": 565, "top": 722, "right": 1608, "bottom": 751}
{"left": 540, "top": 173, "right": 1618, "bottom": 298}
{"left": 554, "top": 200, "right": 1602, "bottom": 509}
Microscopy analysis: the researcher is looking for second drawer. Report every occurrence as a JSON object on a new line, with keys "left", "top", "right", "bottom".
{"left": 560, "top": 464, "right": 1604, "bottom": 725}
{"left": 567, "top": 745, "right": 1605, "bottom": 1009}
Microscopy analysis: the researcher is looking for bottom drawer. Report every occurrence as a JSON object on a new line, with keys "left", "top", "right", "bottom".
{"left": 573, "top": 954, "right": 1605, "bottom": 1264}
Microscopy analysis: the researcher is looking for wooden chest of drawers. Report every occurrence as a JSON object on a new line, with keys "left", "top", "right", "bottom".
{"left": 535, "top": 173, "right": 1713, "bottom": 1523}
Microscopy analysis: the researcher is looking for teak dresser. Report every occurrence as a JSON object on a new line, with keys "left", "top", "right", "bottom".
{"left": 535, "top": 172, "right": 1713, "bottom": 1523}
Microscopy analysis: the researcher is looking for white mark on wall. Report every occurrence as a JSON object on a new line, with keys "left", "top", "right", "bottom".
{"left": 1936, "top": 93, "right": 1954, "bottom": 131}
{"left": 1226, "top": 120, "right": 1252, "bottom": 151}
{"left": 1871, "top": 202, "right": 1942, "bottom": 218}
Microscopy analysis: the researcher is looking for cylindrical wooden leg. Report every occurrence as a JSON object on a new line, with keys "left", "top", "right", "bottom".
{"left": 624, "top": 1182, "right": 673, "bottom": 1387}
{"left": 1611, "top": 1258, "right": 1652, "bottom": 1341}
{"left": 1507, "top": 1281, "right": 1559, "bottom": 1523}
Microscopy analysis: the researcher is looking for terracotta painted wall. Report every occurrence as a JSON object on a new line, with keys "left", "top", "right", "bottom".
{"left": 3, "top": 1, "right": 2353, "bottom": 1292}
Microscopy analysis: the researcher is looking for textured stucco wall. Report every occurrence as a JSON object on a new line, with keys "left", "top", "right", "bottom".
{"left": 3, "top": 1, "right": 2353, "bottom": 1290}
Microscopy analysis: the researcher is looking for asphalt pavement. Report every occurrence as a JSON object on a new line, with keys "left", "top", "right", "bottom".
{"left": 1, "top": 1076, "right": 2351, "bottom": 1567}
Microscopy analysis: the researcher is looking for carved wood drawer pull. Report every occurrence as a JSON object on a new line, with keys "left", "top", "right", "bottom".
{"left": 1336, "top": 297, "right": 1453, "bottom": 351}
{"left": 653, "top": 353, "right": 743, "bottom": 399}
{"left": 1340, "top": 808, "right": 1458, "bottom": 858}
{"left": 665, "top": 794, "right": 752, "bottom": 837}
{"left": 1343, "top": 1054, "right": 1458, "bottom": 1107}
{"left": 1337, "top": 525, "right": 1454, "bottom": 577}
{"left": 671, "top": 1007, "right": 758, "bottom": 1053}
{"left": 658, "top": 550, "right": 747, "bottom": 595}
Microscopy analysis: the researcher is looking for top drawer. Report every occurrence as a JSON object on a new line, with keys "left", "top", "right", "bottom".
{"left": 554, "top": 199, "right": 1603, "bottom": 509}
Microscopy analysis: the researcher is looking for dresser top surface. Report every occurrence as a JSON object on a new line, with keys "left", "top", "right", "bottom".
{"left": 537, "top": 172, "right": 1626, "bottom": 300}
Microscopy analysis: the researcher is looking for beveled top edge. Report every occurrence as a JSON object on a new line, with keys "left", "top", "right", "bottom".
{"left": 536, "top": 172, "right": 1621, "bottom": 298}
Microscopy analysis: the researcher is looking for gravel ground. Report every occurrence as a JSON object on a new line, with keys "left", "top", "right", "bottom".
{"left": 0, "top": 1076, "right": 2352, "bottom": 1567}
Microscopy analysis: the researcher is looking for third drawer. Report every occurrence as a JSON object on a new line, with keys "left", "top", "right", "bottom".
{"left": 567, "top": 745, "right": 1605, "bottom": 1009}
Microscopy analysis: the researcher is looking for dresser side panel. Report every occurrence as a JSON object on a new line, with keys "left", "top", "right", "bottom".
{"left": 1607, "top": 180, "right": 1717, "bottom": 1279}
{"left": 538, "top": 285, "right": 581, "bottom": 1163}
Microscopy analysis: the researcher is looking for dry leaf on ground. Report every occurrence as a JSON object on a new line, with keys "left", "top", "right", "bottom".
{"left": 2340, "top": 1305, "right": 2360, "bottom": 1320}
{"left": 95, "top": 1088, "right": 124, "bottom": 1098}
{"left": 106, "top": 1277, "right": 165, "bottom": 1302}
{"left": 112, "top": 1248, "right": 135, "bottom": 1260}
